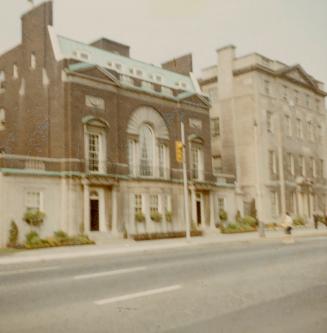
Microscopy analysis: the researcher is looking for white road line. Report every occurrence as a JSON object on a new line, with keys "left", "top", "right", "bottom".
{"left": 74, "top": 266, "right": 147, "bottom": 280}
{"left": 0, "top": 266, "right": 60, "bottom": 276}
{"left": 94, "top": 285, "right": 182, "bottom": 305}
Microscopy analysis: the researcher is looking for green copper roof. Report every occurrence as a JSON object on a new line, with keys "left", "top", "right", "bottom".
{"left": 57, "top": 35, "right": 197, "bottom": 94}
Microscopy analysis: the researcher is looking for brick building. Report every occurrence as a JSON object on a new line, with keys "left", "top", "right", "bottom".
{"left": 200, "top": 45, "right": 327, "bottom": 224}
{"left": 0, "top": 1, "right": 238, "bottom": 246}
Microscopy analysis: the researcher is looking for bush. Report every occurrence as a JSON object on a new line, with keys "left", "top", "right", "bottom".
{"left": 219, "top": 209, "right": 228, "bottom": 222}
{"left": 7, "top": 221, "right": 19, "bottom": 247}
{"left": 25, "top": 231, "right": 42, "bottom": 245}
{"left": 165, "top": 211, "right": 173, "bottom": 223}
{"left": 135, "top": 212, "right": 145, "bottom": 223}
{"left": 293, "top": 216, "right": 305, "bottom": 226}
{"left": 241, "top": 216, "right": 257, "bottom": 228}
{"left": 54, "top": 230, "right": 69, "bottom": 240}
{"left": 221, "top": 221, "right": 256, "bottom": 234}
{"left": 150, "top": 211, "right": 162, "bottom": 223}
{"left": 23, "top": 210, "right": 46, "bottom": 227}
{"left": 235, "top": 210, "right": 242, "bottom": 223}
{"left": 133, "top": 230, "right": 203, "bottom": 241}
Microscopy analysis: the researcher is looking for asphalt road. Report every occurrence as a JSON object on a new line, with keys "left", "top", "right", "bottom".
{"left": 0, "top": 237, "right": 326, "bottom": 333}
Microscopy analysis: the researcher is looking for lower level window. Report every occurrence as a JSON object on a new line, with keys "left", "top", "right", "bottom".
{"left": 134, "top": 194, "right": 142, "bottom": 214}
{"left": 150, "top": 195, "right": 159, "bottom": 214}
{"left": 25, "top": 191, "right": 42, "bottom": 211}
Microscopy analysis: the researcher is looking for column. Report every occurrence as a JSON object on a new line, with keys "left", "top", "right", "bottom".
{"left": 111, "top": 186, "right": 118, "bottom": 235}
{"left": 60, "top": 176, "right": 67, "bottom": 232}
{"left": 209, "top": 191, "right": 216, "bottom": 229}
{"left": 83, "top": 178, "right": 90, "bottom": 234}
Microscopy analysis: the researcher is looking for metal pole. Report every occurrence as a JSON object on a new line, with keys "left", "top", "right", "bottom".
{"left": 181, "top": 121, "right": 191, "bottom": 240}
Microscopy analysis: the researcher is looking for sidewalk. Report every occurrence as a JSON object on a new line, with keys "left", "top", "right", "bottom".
{"left": 0, "top": 227, "right": 326, "bottom": 265}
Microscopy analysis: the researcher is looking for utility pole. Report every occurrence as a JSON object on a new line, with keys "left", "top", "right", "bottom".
{"left": 181, "top": 121, "right": 191, "bottom": 240}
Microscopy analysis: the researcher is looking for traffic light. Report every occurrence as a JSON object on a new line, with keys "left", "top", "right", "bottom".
{"left": 175, "top": 141, "right": 183, "bottom": 163}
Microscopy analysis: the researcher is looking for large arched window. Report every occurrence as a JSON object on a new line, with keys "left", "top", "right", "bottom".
{"left": 127, "top": 106, "right": 170, "bottom": 179}
{"left": 139, "top": 125, "right": 155, "bottom": 176}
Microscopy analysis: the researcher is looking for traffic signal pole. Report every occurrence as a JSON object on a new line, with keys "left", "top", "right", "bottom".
{"left": 181, "top": 121, "right": 191, "bottom": 241}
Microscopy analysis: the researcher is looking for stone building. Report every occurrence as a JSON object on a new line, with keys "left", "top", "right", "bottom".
{"left": 200, "top": 45, "right": 327, "bottom": 224}
{"left": 0, "top": 1, "right": 239, "bottom": 246}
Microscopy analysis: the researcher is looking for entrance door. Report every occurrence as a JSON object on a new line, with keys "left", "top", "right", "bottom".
{"left": 90, "top": 198, "right": 100, "bottom": 231}
{"left": 196, "top": 193, "right": 202, "bottom": 225}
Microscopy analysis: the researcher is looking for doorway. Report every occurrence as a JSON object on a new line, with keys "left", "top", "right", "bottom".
{"left": 196, "top": 193, "right": 202, "bottom": 226}
{"left": 90, "top": 191, "right": 100, "bottom": 231}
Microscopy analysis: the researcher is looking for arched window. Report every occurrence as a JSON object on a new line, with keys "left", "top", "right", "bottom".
{"left": 139, "top": 125, "right": 155, "bottom": 176}
{"left": 127, "top": 107, "right": 170, "bottom": 179}
{"left": 190, "top": 136, "right": 204, "bottom": 181}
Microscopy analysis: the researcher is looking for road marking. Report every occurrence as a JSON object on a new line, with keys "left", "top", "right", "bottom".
{"left": 74, "top": 266, "right": 147, "bottom": 280}
{"left": 0, "top": 266, "right": 60, "bottom": 276}
{"left": 94, "top": 285, "right": 182, "bottom": 305}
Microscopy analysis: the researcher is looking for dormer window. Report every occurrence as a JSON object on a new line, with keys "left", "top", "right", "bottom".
{"left": 13, "top": 64, "right": 18, "bottom": 79}
{"left": 155, "top": 75, "right": 163, "bottom": 83}
{"left": 0, "top": 71, "right": 5, "bottom": 91}
{"left": 72, "top": 50, "right": 89, "bottom": 61}
{"left": 162, "top": 87, "right": 173, "bottom": 96}
{"left": 148, "top": 74, "right": 154, "bottom": 81}
{"left": 115, "top": 63, "right": 122, "bottom": 71}
{"left": 129, "top": 68, "right": 135, "bottom": 75}
{"left": 107, "top": 61, "right": 113, "bottom": 68}
{"left": 30, "top": 52, "right": 36, "bottom": 70}
{"left": 136, "top": 69, "right": 143, "bottom": 77}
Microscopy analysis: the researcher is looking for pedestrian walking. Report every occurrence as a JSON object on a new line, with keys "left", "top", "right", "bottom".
{"left": 282, "top": 212, "right": 294, "bottom": 244}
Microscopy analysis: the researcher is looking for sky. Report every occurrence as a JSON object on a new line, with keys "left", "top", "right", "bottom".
{"left": 1, "top": 0, "right": 327, "bottom": 86}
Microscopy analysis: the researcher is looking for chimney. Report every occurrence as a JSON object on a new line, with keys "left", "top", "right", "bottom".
{"left": 161, "top": 54, "right": 193, "bottom": 75}
{"left": 216, "top": 45, "right": 236, "bottom": 98}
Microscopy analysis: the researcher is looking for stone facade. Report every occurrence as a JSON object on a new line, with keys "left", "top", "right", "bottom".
{"left": 200, "top": 45, "right": 327, "bottom": 224}
{"left": 0, "top": 2, "right": 239, "bottom": 246}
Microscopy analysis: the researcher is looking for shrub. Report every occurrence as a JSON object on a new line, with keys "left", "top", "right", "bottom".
{"left": 219, "top": 209, "right": 228, "bottom": 222}
{"left": 221, "top": 221, "right": 256, "bottom": 234}
{"left": 241, "top": 216, "right": 257, "bottom": 228}
{"left": 25, "top": 231, "right": 42, "bottom": 245}
{"left": 150, "top": 211, "right": 162, "bottom": 223}
{"left": 54, "top": 230, "right": 69, "bottom": 240}
{"left": 165, "top": 211, "right": 173, "bottom": 223}
{"left": 8, "top": 221, "right": 19, "bottom": 247}
{"left": 293, "top": 216, "right": 305, "bottom": 226}
{"left": 135, "top": 212, "right": 145, "bottom": 223}
{"left": 23, "top": 210, "right": 46, "bottom": 227}
{"left": 235, "top": 210, "right": 242, "bottom": 223}
{"left": 133, "top": 230, "right": 203, "bottom": 241}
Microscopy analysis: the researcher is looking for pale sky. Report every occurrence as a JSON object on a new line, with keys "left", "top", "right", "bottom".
{"left": 1, "top": 0, "right": 327, "bottom": 86}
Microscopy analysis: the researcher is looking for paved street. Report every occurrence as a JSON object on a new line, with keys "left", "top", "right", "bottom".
{"left": 0, "top": 237, "right": 326, "bottom": 333}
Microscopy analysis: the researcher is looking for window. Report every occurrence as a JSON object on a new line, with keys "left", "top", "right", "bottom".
{"left": 164, "top": 195, "right": 172, "bottom": 213}
{"left": 271, "top": 191, "right": 279, "bottom": 218}
{"left": 308, "top": 121, "right": 314, "bottom": 141}
{"left": 285, "top": 115, "right": 292, "bottom": 136}
{"left": 264, "top": 80, "right": 270, "bottom": 95}
{"left": 312, "top": 158, "right": 316, "bottom": 177}
{"left": 136, "top": 69, "right": 143, "bottom": 77}
{"left": 87, "top": 131, "right": 105, "bottom": 173}
{"left": 115, "top": 63, "right": 122, "bottom": 71}
{"left": 150, "top": 195, "right": 159, "bottom": 214}
{"left": 25, "top": 191, "right": 42, "bottom": 211}
{"left": 207, "top": 87, "right": 218, "bottom": 103}
{"left": 107, "top": 61, "right": 113, "bottom": 68}
{"left": 296, "top": 118, "right": 303, "bottom": 139}
{"left": 120, "top": 75, "right": 134, "bottom": 85}
{"left": 294, "top": 90, "right": 299, "bottom": 104}
{"left": 191, "top": 145, "right": 204, "bottom": 180}
{"left": 30, "top": 52, "right": 36, "bottom": 69}
{"left": 0, "top": 108, "right": 5, "bottom": 131}
{"left": 218, "top": 198, "right": 225, "bottom": 211}
{"left": 317, "top": 125, "right": 323, "bottom": 143}
{"left": 305, "top": 94, "right": 310, "bottom": 108}
{"left": 139, "top": 125, "right": 154, "bottom": 176}
{"left": 299, "top": 156, "right": 306, "bottom": 176}
{"left": 0, "top": 70, "right": 5, "bottom": 91}
{"left": 13, "top": 64, "right": 18, "bottom": 79}
{"left": 266, "top": 111, "right": 273, "bottom": 133}
{"left": 134, "top": 194, "right": 142, "bottom": 214}
{"left": 155, "top": 75, "right": 162, "bottom": 83}
{"left": 315, "top": 99, "right": 320, "bottom": 112}
{"left": 269, "top": 150, "right": 277, "bottom": 175}
{"left": 320, "top": 159, "right": 324, "bottom": 178}
{"left": 211, "top": 118, "right": 220, "bottom": 137}
{"left": 287, "top": 153, "right": 295, "bottom": 176}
